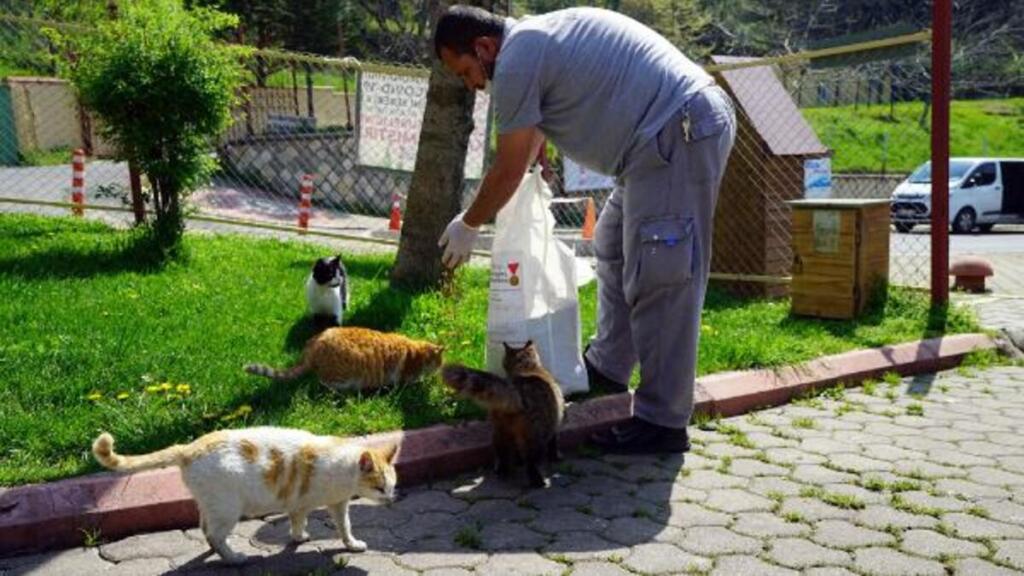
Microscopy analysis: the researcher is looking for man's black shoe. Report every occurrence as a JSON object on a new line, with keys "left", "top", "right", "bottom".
{"left": 591, "top": 416, "right": 690, "bottom": 455}
{"left": 583, "top": 345, "right": 628, "bottom": 394}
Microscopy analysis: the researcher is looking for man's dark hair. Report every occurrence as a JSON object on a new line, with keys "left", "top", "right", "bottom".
{"left": 433, "top": 5, "right": 505, "bottom": 58}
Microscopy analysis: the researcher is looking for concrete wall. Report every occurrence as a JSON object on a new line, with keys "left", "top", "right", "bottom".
{"left": 0, "top": 78, "right": 356, "bottom": 164}
{"left": 2, "top": 77, "right": 115, "bottom": 163}
{"left": 832, "top": 173, "right": 907, "bottom": 199}
{"left": 217, "top": 132, "right": 475, "bottom": 216}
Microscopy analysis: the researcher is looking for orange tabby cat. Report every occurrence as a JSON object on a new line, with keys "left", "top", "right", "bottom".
{"left": 245, "top": 326, "right": 443, "bottom": 392}
{"left": 93, "top": 427, "right": 398, "bottom": 564}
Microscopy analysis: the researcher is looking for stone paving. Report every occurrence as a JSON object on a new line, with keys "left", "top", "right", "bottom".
{"left": 961, "top": 295, "right": 1024, "bottom": 336}
{"left": 4, "top": 366, "right": 1024, "bottom": 575}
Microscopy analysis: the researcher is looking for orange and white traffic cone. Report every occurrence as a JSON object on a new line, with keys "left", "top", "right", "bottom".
{"left": 388, "top": 195, "right": 402, "bottom": 232}
{"left": 297, "top": 174, "right": 313, "bottom": 233}
{"left": 582, "top": 197, "right": 596, "bottom": 241}
{"left": 71, "top": 149, "right": 85, "bottom": 217}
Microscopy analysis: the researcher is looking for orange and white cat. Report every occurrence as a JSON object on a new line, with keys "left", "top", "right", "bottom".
{"left": 245, "top": 327, "right": 444, "bottom": 392}
{"left": 92, "top": 428, "right": 398, "bottom": 564}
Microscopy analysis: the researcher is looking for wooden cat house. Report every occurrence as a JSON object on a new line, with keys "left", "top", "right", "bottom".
{"left": 709, "top": 55, "right": 831, "bottom": 298}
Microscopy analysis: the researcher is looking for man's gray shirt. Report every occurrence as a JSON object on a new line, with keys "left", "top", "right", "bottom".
{"left": 493, "top": 7, "right": 713, "bottom": 176}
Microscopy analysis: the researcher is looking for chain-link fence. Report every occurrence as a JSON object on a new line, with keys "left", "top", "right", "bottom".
{"left": 0, "top": 13, "right": 482, "bottom": 243}
{"left": 711, "top": 38, "right": 936, "bottom": 294}
{"left": 204, "top": 51, "right": 486, "bottom": 238}
{"left": 1, "top": 11, "right": 946, "bottom": 293}
{"left": 542, "top": 33, "right": 938, "bottom": 294}
{"left": 0, "top": 14, "right": 133, "bottom": 224}
{"left": 788, "top": 50, "right": 935, "bottom": 292}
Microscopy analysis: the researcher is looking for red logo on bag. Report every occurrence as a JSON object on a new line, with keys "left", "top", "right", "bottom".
{"left": 508, "top": 261, "right": 520, "bottom": 286}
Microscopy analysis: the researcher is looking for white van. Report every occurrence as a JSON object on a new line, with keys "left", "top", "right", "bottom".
{"left": 890, "top": 157, "right": 1024, "bottom": 233}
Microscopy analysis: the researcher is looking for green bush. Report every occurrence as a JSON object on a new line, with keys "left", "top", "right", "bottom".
{"left": 57, "top": 0, "right": 247, "bottom": 255}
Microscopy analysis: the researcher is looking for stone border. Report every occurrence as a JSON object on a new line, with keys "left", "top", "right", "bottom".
{"left": 0, "top": 333, "right": 993, "bottom": 557}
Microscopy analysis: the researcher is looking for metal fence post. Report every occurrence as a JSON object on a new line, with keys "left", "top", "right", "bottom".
{"left": 931, "top": 0, "right": 951, "bottom": 306}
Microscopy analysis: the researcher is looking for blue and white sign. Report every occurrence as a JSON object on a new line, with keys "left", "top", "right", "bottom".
{"left": 563, "top": 157, "right": 616, "bottom": 192}
{"left": 804, "top": 157, "right": 833, "bottom": 199}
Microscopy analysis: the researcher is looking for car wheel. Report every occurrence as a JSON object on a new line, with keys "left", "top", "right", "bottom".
{"left": 894, "top": 223, "right": 915, "bottom": 233}
{"left": 952, "top": 208, "right": 976, "bottom": 234}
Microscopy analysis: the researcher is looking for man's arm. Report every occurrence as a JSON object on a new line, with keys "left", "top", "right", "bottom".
{"left": 438, "top": 125, "right": 544, "bottom": 268}
{"left": 462, "top": 126, "right": 544, "bottom": 227}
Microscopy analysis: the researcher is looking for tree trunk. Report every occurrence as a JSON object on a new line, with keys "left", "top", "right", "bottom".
{"left": 151, "top": 177, "right": 163, "bottom": 215}
{"left": 129, "top": 162, "right": 145, "bottom": 225}
{"left": 390, "top": 1, "right": 489, "bottom": 290}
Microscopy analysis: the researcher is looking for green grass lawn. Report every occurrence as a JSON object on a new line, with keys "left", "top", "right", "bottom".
{"left": 17, "top": 146, "right": 73, "bottom": 167}
{"left": 803, "top": 98, "right": 1024, "bottom": 173}
{"left": 0, "top": 214, "right": 977, "bottom": 485}
{"left": 263, "top": 69, "right": 355, "bottom": 93}
{"left": 0, "top": 61, "right": 49, "bottom": 79}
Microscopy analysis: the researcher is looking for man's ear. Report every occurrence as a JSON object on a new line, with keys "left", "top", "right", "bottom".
{"left": 473, "top": 36, "right": 499, "bottom": 60}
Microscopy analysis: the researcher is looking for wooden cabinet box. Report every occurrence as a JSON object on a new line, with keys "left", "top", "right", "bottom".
{"left": 787, "top": 199, "right": 891, "bottom": 319}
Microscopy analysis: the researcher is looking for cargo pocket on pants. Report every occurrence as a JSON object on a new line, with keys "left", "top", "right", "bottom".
{"left": 636, "top": 217, "right": 695, "bottom": 290}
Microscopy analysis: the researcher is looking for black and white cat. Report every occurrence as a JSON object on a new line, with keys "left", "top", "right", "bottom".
{"left": 306, "top": 255, "right": 349, "bottom": 328}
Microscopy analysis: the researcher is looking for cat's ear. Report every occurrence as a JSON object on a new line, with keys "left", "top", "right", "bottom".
{"left": 503, "top": 342, "right": 512, "bottom": 353}
{"left": 359, "top": 451, "right": 375, "bottom": 473}
{"left": 381, "top": 442, "right": 399, "bottom": 464}
{"left": 524, "top": 340, "right": 533, "bottom": 349}
{"left": 331, "top": 255, "right": 340, "bottom": 265}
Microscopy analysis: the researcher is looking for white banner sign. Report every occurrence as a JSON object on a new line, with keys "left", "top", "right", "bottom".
{"left": 804, "top": 157, "right": 833, "bottom": 199}
{"left": 563, "top": 157, "right": 616, "bottom": 192}
{"left": 357, "top": 71, "right": 490, "bottom": 180}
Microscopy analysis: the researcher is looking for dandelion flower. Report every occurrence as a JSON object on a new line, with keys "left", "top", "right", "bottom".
{"left": 116, "top": 392, "right": 130, "bottom": 400}
{"left": 86, "top": 392, "right": 103, "bottom": 401}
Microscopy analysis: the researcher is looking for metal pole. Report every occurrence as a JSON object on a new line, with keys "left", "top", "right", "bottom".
{"left": 931, "top": 0, "right": 951, "bottom": 306}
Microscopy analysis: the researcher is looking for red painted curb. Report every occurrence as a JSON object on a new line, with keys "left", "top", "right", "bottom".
{"left": 699, "top": 333, "right": 993, "bottom": 417}
{"left": 0, "top": 333, "right": 994, "bottom": 556}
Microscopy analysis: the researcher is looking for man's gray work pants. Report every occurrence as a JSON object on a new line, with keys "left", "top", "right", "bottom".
{"left": 585, "top": 84, "right": 737, "bottom": 429}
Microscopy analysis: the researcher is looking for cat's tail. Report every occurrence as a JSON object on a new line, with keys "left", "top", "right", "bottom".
{"left": 92, "top": 432, "right": 187, "bottom": 472}
{"left": 244, "top": 359, "right": 309, "bottom": 382}
{"left": 441, "top": 364, "right": 523, "bottom": 412}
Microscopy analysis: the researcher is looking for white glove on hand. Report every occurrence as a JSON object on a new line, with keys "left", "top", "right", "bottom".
{"left": 438, "top": 211, "right": 479, "bottom": 269}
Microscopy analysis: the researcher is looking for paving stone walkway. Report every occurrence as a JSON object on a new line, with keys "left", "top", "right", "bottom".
{"left": 4, "top": 365, "right": 1024, "bottom": 575}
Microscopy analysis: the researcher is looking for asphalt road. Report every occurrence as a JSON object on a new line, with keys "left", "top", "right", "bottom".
{"left": 892, "top": 225, "right": 1024, "bottom": 256}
